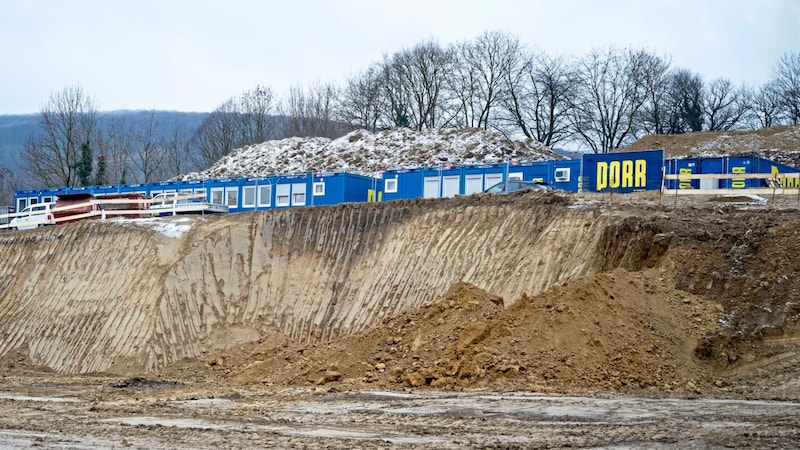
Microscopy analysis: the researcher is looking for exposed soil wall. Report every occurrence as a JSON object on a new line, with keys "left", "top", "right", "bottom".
{"left": 0, "top": 193, "right": 622, "bottom": 375}
{"left": 2, "top": 191, "right": 800, "bottom": 399}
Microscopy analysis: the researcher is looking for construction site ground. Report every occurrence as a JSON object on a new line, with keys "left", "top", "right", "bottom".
{"left": 2, "top": 190, "right": 800, "bottom": 448}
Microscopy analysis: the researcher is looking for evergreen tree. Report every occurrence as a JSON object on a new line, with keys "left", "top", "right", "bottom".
{"left": 76, "top": 141, "right": 93, "bottom": 186}
{"left": 94, "top": 151, "right": 107, "bottom": 185}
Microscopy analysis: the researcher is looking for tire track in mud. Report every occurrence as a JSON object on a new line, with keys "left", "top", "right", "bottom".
{"left": 0, "top": 195, "right": 626, "bottom": 375}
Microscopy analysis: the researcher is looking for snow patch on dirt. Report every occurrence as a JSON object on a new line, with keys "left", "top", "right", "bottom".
{"left": 115, "top": 217, "right": 196, "bottom": 238}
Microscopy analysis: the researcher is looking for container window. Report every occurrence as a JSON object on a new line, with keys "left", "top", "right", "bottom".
{"left": 210, "top": 188, "right": 224, "bottom": 205}
{"left": 385, "top": 178, "right": 398, "bottom": 193}
{"left": 258, "top": 185, "right": 271, "bottom": 207}
{"left": 276, "top": 184, "right": 290, "bottom": 207}
{"left": 242, "top": 186, "right": 256, "bottom": 208}
{"left": 313, "top": 182, "right": 325, "bottom": 196}
{"left": 292, "top": 183, "right": 306, "bottom": 206}
{"left": 226, "top": 188, "right": 238, "bottom": 207}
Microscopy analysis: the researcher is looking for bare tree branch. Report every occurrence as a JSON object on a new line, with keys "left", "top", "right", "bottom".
{"left": 22, "top": 85, "right": 98, "bottom": 187}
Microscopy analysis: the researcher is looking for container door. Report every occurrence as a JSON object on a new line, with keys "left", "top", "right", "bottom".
{"left": 423, "top": 177, "right": 440, "bottom": 198}
{"left": 442, "top": 175, "right": 459, "bottom": 198}
{"left": 465, "top": 174, "right": 483, "bottom": 195}
{"left": 485, "top": 173, "right": 503, "bottom": 190}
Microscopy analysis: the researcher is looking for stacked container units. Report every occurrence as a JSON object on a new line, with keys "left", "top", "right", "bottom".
{"left": 549, "top": 160, "right": 581, "bottom": 191}
{"left": 308, "top": 173, "right": 381, "bottom": 206}
{"left": 719, "top": 156, "right": 800, "bottom": 189}
{"left": 381, "top": 168, "right": 424, "bottom": 201}
{"left": 462, "top": 164, "right": 507, "bottom": 196}
{"left": 228, "top": 173, "right": 380, "bottom": 212}
{"left": 381, "top": 165, "right": 504, "bottom": 201}
{"left": 380, "top": 160, "right": 582, "bottom": 200}
{"left": 15, "top": 154, "right": 800, "bottom": 214}
{"left": 14, "top": 171, "right": 385, "bottom": 217}
{"left": 663, "top": 155, "right": 800, "bottom": 190}
{"left": 14, "top": 188, "right": 59, "bottom": 212}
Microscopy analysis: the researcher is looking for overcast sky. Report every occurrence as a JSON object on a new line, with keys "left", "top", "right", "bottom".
{"left": 1, "top": 0, "right": 798, "bottom": 115}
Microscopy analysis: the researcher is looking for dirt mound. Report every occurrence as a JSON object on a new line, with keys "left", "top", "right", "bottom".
{"left": 489, "top": 268, "right": 722, "bottom": 392}
{"left": 155, "top": 270, "right": 725, "bottom": 394}
{"left": 179, "top": 127, "right": 563, "bottom": 180}
{"left": 0, "top": 346, "right": 54, "bottom": 374}
{"left": 626, "top": 125, "right": 800, "bottom": 168}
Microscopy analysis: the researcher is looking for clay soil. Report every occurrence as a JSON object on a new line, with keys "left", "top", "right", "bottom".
{"left": 3, "top": 190, "right": 800, "bottom": 447}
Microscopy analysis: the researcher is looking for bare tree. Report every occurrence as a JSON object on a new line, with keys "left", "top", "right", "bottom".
{"left": 190, "top": 85, "right": 280, "bottom": 169}
{"left": 281, "top": 81, "right": 346, "bottom": 138}
{"left": 161, "top": 124, "right": 196, "bottom": 179}
{"left": 750, "top": 81, "right": 784, "bottom": 128}
{"left": 772, "top": 52, "right": 800, "bottom": 124}
{"left": 635, "top": 53, "right": 672, "bottom": 135}
{"left": 338, "top": 65, "right": 385, "bottom": 131}
{"left": 0, "top": 148, "right": 21, "bottom": 205}
{"left": 236, "top": 85, "right": 279, "bottom": 144}
{"left": 663, "top": 69, "right": 705, "bottom": 133}
{"left": 704, "top": 78, "right": 749, "bottom": 131}
{"left": 448, "top": 41, "right": 481, "bottom": 128}
{"left": 128, "top": 111, "right": 164, "bottom": 183}
{"left": 0, "top": 165, "right": 14, "bottom": 205}
{"left": 100, "top": 117, "right": 134, "bottom": 184}
{"left": 190, "top": 99, "right": 239, "bottom": 169}
{"left": 500, "top": 50, "right": 579, "bottom": 146}
{"left": 306, "top": 82, "right": 344, "bottom": 137}
{"left": 22, "top": 85, "right": 98, "bottom": 187}
{"left": 570, "top": 48, "right": 649, "bottom": 153}
{"left": 376, "top": 53, "right": 413, "bottom": 128}
{"left": 382, "top": 40, "right": 454, "bottom": 130}
{"left": 455, "top": 31, "right": 522, "bottom": 130}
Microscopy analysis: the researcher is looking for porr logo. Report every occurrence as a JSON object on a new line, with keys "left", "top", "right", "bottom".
{"left": 596, "top": 160, "right": 647, "bottom": 190}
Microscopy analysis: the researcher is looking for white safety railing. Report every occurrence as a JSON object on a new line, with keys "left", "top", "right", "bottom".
{"left": 661, "top": 172, "right": 800, "bottom": 205}
{"left": 0, "top": 193, "right": 218, "bottom": 231}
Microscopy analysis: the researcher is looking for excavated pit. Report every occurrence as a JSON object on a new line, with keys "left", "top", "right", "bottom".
{"left": 0, "top": 191, "right": 799, "bottom": 399}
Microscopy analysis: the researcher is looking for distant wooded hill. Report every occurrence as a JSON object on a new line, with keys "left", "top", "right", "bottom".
{"left": 0, "top": 111, "right": 209, "bottom": 171}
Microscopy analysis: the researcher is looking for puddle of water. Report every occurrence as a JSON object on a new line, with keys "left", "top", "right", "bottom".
{"left": 537, "top": 405, "right": 658, "bottom": 420}
{"left": 0, "top": 393, "right": 80, "bottom": 403}
{"left": 170, "top": 398, "right": 233, "bottom": 406}
{"left": 0, "top": 429, "right": 125, "bottom": 449}
{"left": 105, "top": 418, "right": 401, "bottom": 442}
{"left": 291, "top": 391, "right": 800, "bottom": 423}
{"left": 104, "top": 416, "right": 230, "bottom": 430}
{"left": 362, "top": 390, "right": 423, "bottom": 399}
{"left": 283, "top": 427, "right": 376, "bottom": 439}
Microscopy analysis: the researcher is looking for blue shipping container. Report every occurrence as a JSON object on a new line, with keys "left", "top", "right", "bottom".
{"left": 581, "top": 150, "right": 664, "bottom": 193}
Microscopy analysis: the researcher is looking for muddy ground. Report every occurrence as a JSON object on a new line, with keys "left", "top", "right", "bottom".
{"left": 3, "top": 191, "right": 800, "bottom": 448}
{"left": 1, "top": 376, "right": 799, "bottom": 449}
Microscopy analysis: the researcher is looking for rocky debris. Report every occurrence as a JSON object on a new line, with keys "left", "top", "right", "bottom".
{"left": 177, "top": 127, "right": 563, "bottom": 180}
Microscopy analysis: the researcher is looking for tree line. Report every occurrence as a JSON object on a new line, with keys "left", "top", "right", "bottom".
{"left": 16, "top": 31, "right": 800, "bottom": 192}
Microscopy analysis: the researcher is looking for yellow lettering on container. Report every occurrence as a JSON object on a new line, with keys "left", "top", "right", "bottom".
{"left": 596, "top": 159, "right": 648, "bottom": 191}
